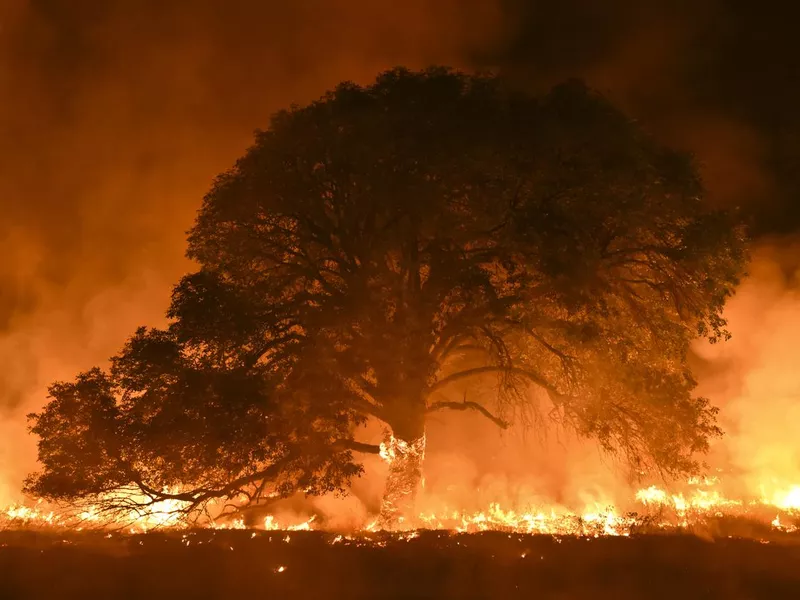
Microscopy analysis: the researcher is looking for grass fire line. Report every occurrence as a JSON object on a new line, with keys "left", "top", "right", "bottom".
{"left": 3, "top": 475, "right": 800, "bottom": 537}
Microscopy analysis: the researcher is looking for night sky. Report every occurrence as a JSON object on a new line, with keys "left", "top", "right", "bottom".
{"left": 1, "top": 0, "right": 799, "bottom": 410}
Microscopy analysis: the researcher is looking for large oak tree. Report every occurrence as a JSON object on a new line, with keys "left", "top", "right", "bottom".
{"left": 25, "top": 68, "right": 746, "bottom": 527}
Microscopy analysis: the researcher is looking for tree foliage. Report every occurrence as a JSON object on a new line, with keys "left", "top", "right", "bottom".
{"left": 25, "top": 67, "right": 747, "bottom": 521}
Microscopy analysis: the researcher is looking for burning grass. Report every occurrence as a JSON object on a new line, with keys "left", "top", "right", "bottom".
{"left": 4, "top": 473, "right": 800, "bottom": 538}
{"left": 4, "top": 455, "right": 800, "bottom": 597}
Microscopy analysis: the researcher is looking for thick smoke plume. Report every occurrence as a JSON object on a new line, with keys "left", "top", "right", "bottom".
{"left": 693, "top": 240, "right": 800, "bottom": 499}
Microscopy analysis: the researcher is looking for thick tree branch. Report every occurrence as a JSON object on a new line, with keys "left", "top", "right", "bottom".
{"left": 501, "top": 319, "right": 576, "bottom": 370}
{"left": 332, "top": 439, "right": 382, "bottom": 454}
{"left": 427, "top": 397, "right": 509, "bottom": 429}
{"left": 128, "top": 454, "right": 298, "bottom": 513}
{"left": 424, "top": 365, "right": 558, "bottom": 397}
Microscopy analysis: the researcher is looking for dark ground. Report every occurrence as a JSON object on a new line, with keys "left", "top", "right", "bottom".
{"left": 2, "top": 529, "right": 800, "bottom": 599}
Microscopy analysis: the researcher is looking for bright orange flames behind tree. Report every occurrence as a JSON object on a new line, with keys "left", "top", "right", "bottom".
{"left": 23, "top": 67, "right": 746, "bottom": 528}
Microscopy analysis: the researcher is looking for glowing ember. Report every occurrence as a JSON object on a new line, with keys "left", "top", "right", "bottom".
{"left": 263, "top": 515, "right": 316, "bottom": 531}
{"left": 772, "top": 515, "right": 798, "bottom": 533}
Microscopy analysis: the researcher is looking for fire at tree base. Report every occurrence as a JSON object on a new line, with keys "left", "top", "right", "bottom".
{"left": 377, "top": 434, "right": 427, "bottom": 529}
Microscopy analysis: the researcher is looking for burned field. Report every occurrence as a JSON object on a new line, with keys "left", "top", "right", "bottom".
{"left": 2, "top": 529, "right": 800, "bottom": 599}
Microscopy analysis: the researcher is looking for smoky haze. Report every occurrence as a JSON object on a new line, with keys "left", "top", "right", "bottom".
{"left": 1, "top": 0, "right": 799, "bottom": 509}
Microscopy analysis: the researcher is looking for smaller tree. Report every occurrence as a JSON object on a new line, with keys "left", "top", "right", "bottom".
{"left": 25, "top": 68, "right": 747, "bottom": 527}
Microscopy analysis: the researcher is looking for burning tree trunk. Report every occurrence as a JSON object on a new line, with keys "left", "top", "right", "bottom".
{"left": 378, "top": 433, "right": 426, "bottom": 528}
{"left": 377, "top": 408, "right": 426, "bottom": 529}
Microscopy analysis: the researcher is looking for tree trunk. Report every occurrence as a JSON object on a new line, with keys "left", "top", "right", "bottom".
{"left": 377, "top": 409, "right": 426, "bottom": 530}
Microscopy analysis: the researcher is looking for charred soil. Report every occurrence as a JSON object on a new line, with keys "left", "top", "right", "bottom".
{"left": 2, "top": 530, "right": 800, "bottom": 599}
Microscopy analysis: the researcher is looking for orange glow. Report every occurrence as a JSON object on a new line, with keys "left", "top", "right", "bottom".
{"left": 6, "top": 247, "right": 800, "bottom": 539}
{"left": 4, "top": 474, "right": 800, "bottom": 537}
{"left": 3, "top": 238, "right": 800, "bottom": 542}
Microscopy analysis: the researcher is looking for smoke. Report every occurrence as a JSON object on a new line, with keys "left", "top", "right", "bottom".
{"left": 0, "top": 270, "right": 174, "bottom": 504}
{"left": 693, "top": 239, "right": 800, "bottom": 498}
{"left": 494, "top": 1, "right": 784, "bottom": 214}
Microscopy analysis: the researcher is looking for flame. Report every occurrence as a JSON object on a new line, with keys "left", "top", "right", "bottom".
{"left": 764, "top": 485, "right": 800, "bottom": 511}
{"left": 2, "top": 489, "right": 187, "bottom": 532}
{"left": 263, "top": 515, "right": 316, "bottom": 531}
{"left": 377, "top": 433, "right": 426, "bottom": 528}
{"left": 4, "top": 466, "right": 800, "bottom": 538}
{"left": 3, "top": 442, "right": 800, "bottom": 539}
{"left": 3, "top": 475, "right": 800, "bottom": 537}
{"left": 4, "top": 417, "right": 800, "bottom": 537}
{"left": 414, "top": 502, "right": 635, "bottom": 536}
{"left": 772, "top": 515, "right": 798, "bottom": 533}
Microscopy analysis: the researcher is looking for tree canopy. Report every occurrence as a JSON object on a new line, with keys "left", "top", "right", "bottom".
{"left": 25, "top": 67, "right": 747, "bottom": 524}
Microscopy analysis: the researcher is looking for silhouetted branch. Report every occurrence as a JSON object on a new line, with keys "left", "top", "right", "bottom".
{"left": 427, "top": 395, "right": 509, "bottom": 429}
{"left": 424, "top": 365, "right": 558, "bottom": 397}
{"left": 126, "top": 454, "right": 298, "bottom": 515}
{"left": 333, "top": 439, "right": 381, "bottom": 454}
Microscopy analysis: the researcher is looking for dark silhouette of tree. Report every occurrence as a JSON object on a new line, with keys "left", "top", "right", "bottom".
{"left": 25, "top": 68, "right": 747, "bottom": 527}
